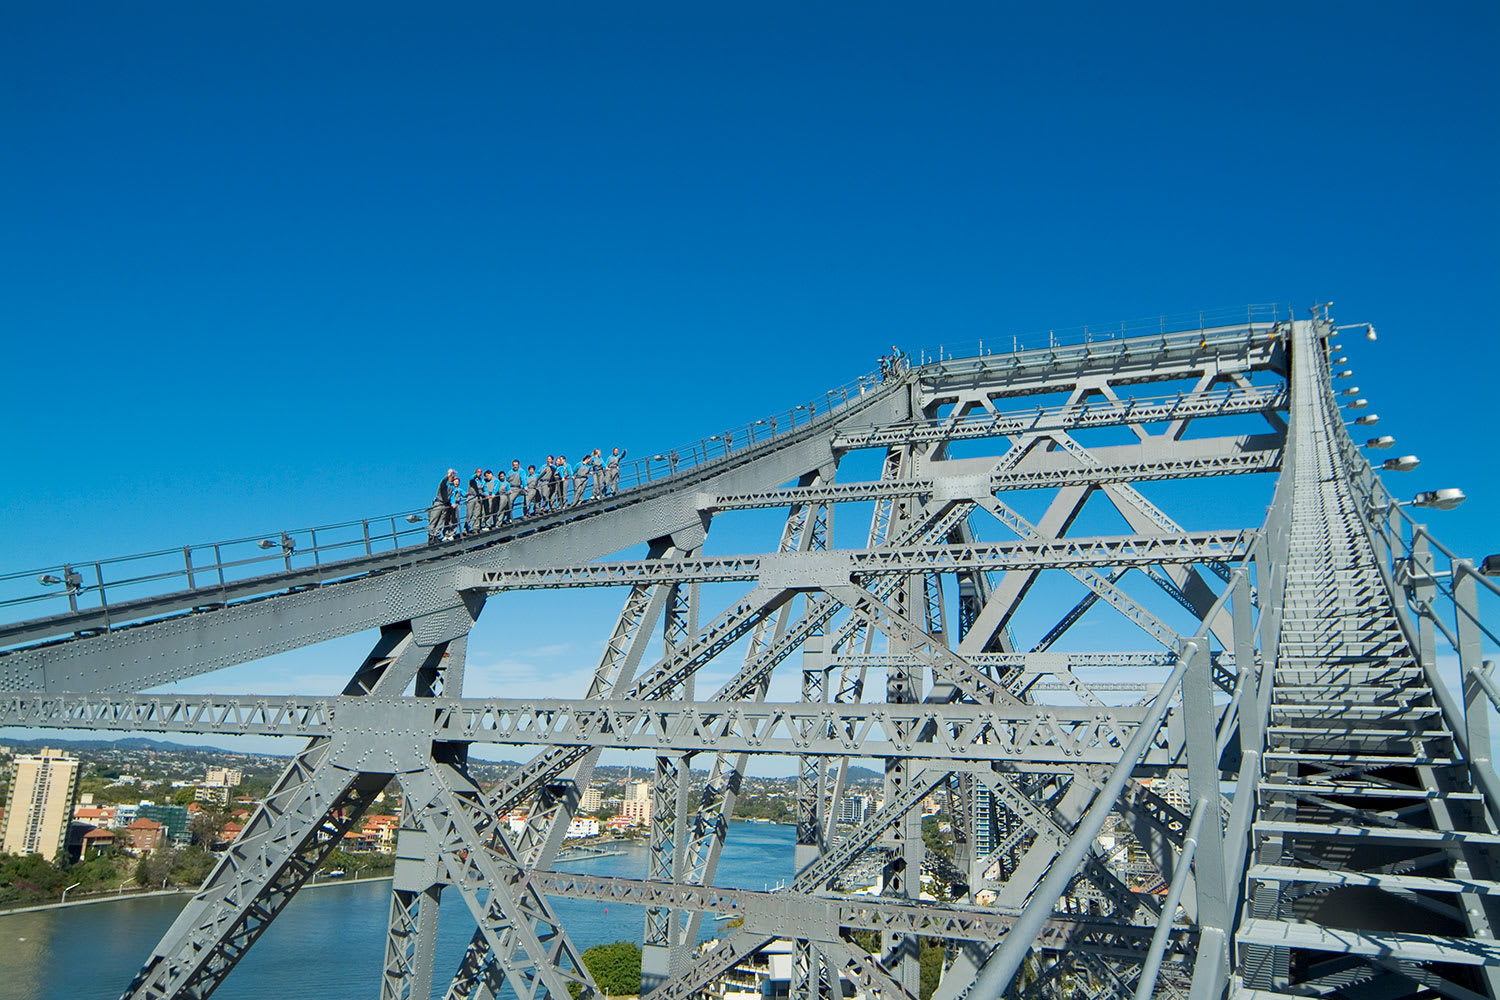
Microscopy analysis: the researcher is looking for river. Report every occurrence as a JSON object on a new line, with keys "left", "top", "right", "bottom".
{"left": 0, "top": 820, "right": 796, "bottom": 1000}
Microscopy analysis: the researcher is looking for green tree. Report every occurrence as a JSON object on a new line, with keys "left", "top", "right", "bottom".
{"left": 579, "top": 941, "right": 641, "bottom": 996}
{"left": 189, "top": 808, "right": 228, "bottom": 849}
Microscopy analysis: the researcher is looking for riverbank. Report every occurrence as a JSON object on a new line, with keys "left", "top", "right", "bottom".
{"left": 0, "top": 872, "right": 394, "bottom": 918}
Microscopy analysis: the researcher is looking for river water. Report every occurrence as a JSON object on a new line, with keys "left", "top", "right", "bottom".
{"left": 0, "top": 820, "right": 796, "bottom": 1000}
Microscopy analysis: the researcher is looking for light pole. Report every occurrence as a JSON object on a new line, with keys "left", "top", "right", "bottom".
{"left": 61, "top": 882, "right": 81, "bottom": 905}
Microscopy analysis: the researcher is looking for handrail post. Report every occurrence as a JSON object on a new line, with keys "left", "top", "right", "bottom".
{"left": 93, "top": 561, "right": 109, "bottom": 623}
{"left": 362, "top": 520, "right": 372, "bottom": 557}
{"left": 1454, "top": 565, "right": 1491, "bottom": 768}
{"left": 62, "top": 563, "right": 78, "bottom": 613}
{"left": 1411, "top": 530, "right": 1438, "bottom": 669}
{"left": 183, "top": 546, "right": 196, "bottom": 591}
{"left": 213, "top": 544, "right": 225, "bottom": 594}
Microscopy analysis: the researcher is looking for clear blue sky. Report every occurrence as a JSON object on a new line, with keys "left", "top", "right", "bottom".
{"left": 2, "top": 4, "right": 1496, "bottom": 757}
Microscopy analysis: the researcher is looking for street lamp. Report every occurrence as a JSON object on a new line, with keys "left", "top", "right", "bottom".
{"left": 404, "top": 514, "right": 422, "bottom": 523}
{"left": 1337, "top": 370, "right": 1354, "bottom": 379}
{"left": 1365, "top": 436, "right": 1396, "bottom": 449}
{"left": 1382, "top": 456, "right": 1420, "bottom": 473}
{"left": 1341, "top": 387, "right": 1359, "bottom": 396}
{"left": 61, "top": 881, "right": 81, "bottom": 905}
{"left": 1354, "top": 414, "right": 1380, "bottom": 426}
{"left": 1412, "top": 489, "right": 1466, "bottom": 512}
{"left": 1346, "top": 398, "right": 1369, "bottom": 410}
{"left": 1481, "top": 555, "right": 1500, "bottom": 578}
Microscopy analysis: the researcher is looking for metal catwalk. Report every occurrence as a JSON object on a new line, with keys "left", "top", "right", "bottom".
{"left": 1, "top": 307, "right": 1494, "bottom": 999}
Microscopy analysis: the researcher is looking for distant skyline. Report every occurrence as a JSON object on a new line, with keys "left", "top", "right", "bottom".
{"left": 3, "top": 4, "right": 1496, "bottom": 760}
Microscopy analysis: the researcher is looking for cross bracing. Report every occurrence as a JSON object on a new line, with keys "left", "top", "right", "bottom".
{"left": 2, "top": 306, "right": 1495, "bottom": 1000}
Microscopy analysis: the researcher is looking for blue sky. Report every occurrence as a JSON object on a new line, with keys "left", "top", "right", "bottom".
{"left": 2, "top": 3, "right": 1496, "bottom": 761}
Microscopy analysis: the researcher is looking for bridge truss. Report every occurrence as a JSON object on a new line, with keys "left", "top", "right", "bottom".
{"left": 2, "top": 308, "right": 1496, "bottom": 1000}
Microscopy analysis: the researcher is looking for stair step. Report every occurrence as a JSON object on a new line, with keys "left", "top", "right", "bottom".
{"left": 1253, "top": 820, "right": 1500, "bottom": 847}
{"left": 1235, "top": 918, "right": 1500, "bottom": 966}
{"left": 1257, "top": 783, "right": 1481, "bottom": 801}
{"left": 1246, "top": 863, "right": 1500, "bottom": 895}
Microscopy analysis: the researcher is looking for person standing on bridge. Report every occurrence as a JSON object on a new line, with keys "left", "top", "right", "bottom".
{"left": 506, "top": 460, "right": 524, "bottom": 522}
{"left": 466, "top": 468, "right": 486, "bottom": 533}
{"left": 482, "top": 470, "right": 500, "bottom": 529}
{"left": 572, "top": 454, "right": 590, "bottom": 503}
{"left": 524, "top": 464, "right": 542, "bottom": 516}
{"left": 555, "top": 454, "right": 572, "bottom": 507}
{"left": 543, "top": 458, "right": 561, "bottom": 512}
{"left": 428, "top": 469, "right": 457, "bottom": 542}
{"left": 603, "top": 447, "right": 626, "bottom": 496}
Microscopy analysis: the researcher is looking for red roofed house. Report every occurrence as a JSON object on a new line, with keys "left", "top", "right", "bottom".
{"left": 123, "top": 817, "right": 166, "bottom": 854}
{"left": 82, "top": 827, "right": 117, "bottom": 858}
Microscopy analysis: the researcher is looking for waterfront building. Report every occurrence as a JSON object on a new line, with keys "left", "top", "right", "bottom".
{"left": 620, "top": 795, "right": 651, "bottom": 826}
{"left": 81, "top": 827, "right": 116, "bottom": 858}
{"left": 0, "top": 747, "right": 81, "bottom": 859}
{"left": 837, "top": 793, "right": 870, "bottom": 826}
{"left": 579, "top": 785, "right": 603, "bottom": 813}
{"left": 122, "top": 817, "right": 166, "bottom": 854}
{"left": 566, "top": 816, "right": 600, "bottom": 838}
{"left": 138, "top": 803, "right": 191, "bottom": 846}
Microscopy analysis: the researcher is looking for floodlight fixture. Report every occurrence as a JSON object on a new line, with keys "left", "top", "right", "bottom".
{"left": 37, "top": 574, "right": 62, "bottom": 586}
{"left": 405, "top": 514, "right": 422, "bottom": 523}
{"left": 1366, "top": 325, "right": 1377, "bottom": 342}
{"left": 258, "top": 540, "right": 277, "bottom": 549}
{"left": 1412, "top": 489, "right": 1466, "bottom": 511}
{"left": 1481, "top": 554, "right": 1500, "bottom": 578}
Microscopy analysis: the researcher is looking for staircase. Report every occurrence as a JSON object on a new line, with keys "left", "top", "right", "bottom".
{"left": 1232, "top": 326, "right": 1500, "bottom": 999}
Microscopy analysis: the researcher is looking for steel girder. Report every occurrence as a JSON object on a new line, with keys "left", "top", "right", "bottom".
{"left": 19, "top": 316, "right": 1473, "bottom": 1000}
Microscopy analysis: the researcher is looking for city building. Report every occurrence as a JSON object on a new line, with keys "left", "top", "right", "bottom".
{"left": 566, "top": 816, "right": 600, "bottom": 838}
{"left": 1, "top": 747, "right": 81, "bottom": 858}
{"left": 579, "top": 786, "right": 602, "bottom": 813}
{"left": 837, "top": 793, "right": 870, "bottom": 826}
{"left": 138, "top": 803, "right": 191, "bottom": 847}
{"left": 122, "top": 817, "right": 166, "bottom": 854}
{"left": 195, "top": 784, "right": 230, "bottom": 807}
{"left": 81, "top": 827, "right": 116, "bottom": 858}
{"left": 205, "top": 767, "right": 243, "bottom": 787}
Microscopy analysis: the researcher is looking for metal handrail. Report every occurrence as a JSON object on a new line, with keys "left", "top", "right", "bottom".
{"left": 0, "top": 365, "right": 897, "bottom": 637}
{"left": 912, "top": 303, "right": 1287, "bottom": 365}
{"left": 0, "top": 306, "right": 1290, "bottom": 639}
{"left": 1318, "top": 321, "right": 1500, "bottom": 827}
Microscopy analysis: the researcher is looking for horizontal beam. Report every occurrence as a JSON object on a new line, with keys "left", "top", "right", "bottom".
{"left": 708, "top": 449, "right": 1281, "bottom": 512}
{"left": 0, "top": 694, "right": 1177, "bottom": 764}
{"left": 832, "top": 386, "right": 1286, "bottom": 450}
{"left": 459, "top": 531, "right": 1257, "bottom": 591}
{"left": 531, "top": 870, "right": 1192, "bottom": 952}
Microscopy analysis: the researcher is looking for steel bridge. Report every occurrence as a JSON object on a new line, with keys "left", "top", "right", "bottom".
{"left": 2, "top": 305, "right": 1496, "bottom": 1000}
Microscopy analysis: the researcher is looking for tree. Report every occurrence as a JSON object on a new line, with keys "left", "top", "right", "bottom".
{"left": 189, "top": 808, "right": 228, "bottom": 849}
{"left": 136, "top": 847, "right": 179, "bottom": 888}
{"left": 579, "top": 941, "right": 641, "bottom": 996}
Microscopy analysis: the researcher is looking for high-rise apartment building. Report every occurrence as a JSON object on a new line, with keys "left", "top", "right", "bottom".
{"left": 1, "top": 748, "right": 81, "bottom": 858}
